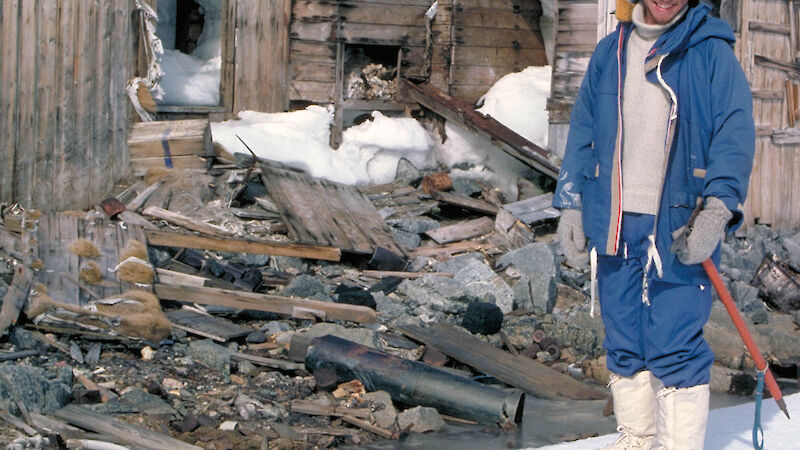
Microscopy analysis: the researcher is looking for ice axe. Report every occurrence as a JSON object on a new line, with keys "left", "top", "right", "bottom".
{"left": 672, "top": 200, "right": 790, "bottom": 420}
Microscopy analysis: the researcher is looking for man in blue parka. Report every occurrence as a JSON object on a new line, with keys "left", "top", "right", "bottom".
{"left": 552, "top": 0, "right": 755, "bottom": 447}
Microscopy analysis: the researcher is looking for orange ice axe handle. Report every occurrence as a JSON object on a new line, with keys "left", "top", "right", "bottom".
{"left": 702, "top": 258, "right": 790, "bottom": 419}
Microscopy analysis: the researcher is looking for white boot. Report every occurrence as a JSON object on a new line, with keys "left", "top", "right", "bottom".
{"left": 601, "top": 371, "right": 657, "bottom": 450}
{"left": 651, "top": 384, "right": 710, "bottom": 450}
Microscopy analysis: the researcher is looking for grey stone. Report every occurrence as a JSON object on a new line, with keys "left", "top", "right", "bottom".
{"left": 246, "top": 331, "right": 267, "bottom": 344}
{"left": 751, "top": 313, "right": 800, "bottom": 360}
{"left": 318, "top": 263, "right": 348, "bottom": 277}
{"left": 148, "top": 247, "right": 172, "bottom": 267}
{"left": 452, "top": 178, "right": 485, "bottom": 197}
{"left": 397, "top": 406, "right": 445, "bottom": 433}
{"left": 374, "top": 293, "right": 410, "bottom": 324}
{"left": 9, "top": 327, "right": 38, "bottom": 351}
{"left": 441, "top": 257, "right": 515, "bottom": 313}
{"left": 496, "top": 242, "right": 558, "bottom": 277}
{"left": 544, "top": 305, "right": 605, "bottom": 359}
{"left": 299, "top": 323, "right": 382, "bottom": 350}
{"left": 224, "top": 252, "right": 271, "bottom": 267}
{"left": 271, "top": 256, "right": 308, "bottom": 273}
{"left": 363, "top": 391, "right": 397, "bottom": 429}
{"left": 709, "top": 364, "right": 744, "bottom": 393}
{"left": 237, "top": 360, "right": 258, "bottom": 376}
{"left": 0, "top": 364, "right": 72, "bottom": 415}
{"left": 262, "top": 321, "right": 294, "bottom": 336}
{"left": 389, "top": 217, "right": 441, "bottom": 234}
{"left": 780, "top": 231, "right": 800, "bottom": 267}
{"left": 281, "top": 274, "right": 331, "bottom": 301}
{"left": 705, "top": 305, "right": 746, "bottom": 369}
{"left": 0, "top": 277, "right": 8, "bottom": 300}
{"left": 189, "top": 339, "right": 231, "bottom": 382}
{"left": 432, "top": 253, "right": 485, "bottom": 273}
{"left": 391, "top": 228, "right": 421, "bottom": 249}
{"left": 395, "top": 158, "right": 421, "bottom": 184}
{"left": 396, "top": 275, "right": 472, "bottom": 314}
{"left": 120, "top": 387, "right": 178, "bottom": 417}
{"left": 731, "top": 280, "right": 761, "bottom": 312}
{"left": 501, "top": 317, "right": 543, "bottom": 349}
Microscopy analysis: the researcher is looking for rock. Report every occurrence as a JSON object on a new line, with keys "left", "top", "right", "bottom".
{"left": 389, "top": 217, "right": 441, "bottom": 234}
{"left": 0, "top": 277, "right": 8, "bottom": 300}
{"left": 704, "top": 306, "right": 745, "bottom": 369}
{"left": 9, "top": 327, "right": 38, "bottom": 351}
{"left": 497, "top": 243, "right": 558, "bottom": 314}
{"left": 396, "top": 275, "right": 473, "bottom": 314}
{"left": 395, "top": 158, "right": 421, "bottom": 184}
{"left": 148, "top": 246, "right": 173, "bottom": 267}
{"left": 583, "top": 356, "right": 611, "bottom": 385}
{"left": 751, "top": 313, "right": 800, "bottom": 360}
{"left": 318, "top": 263, "right": 348, "bottom": 277}
{"left": 781, "top": 231, "right": 800, "bottom": 267}
{"left": 545, "top": 304, "right": 605, "bottom": 359}
{"left": 391, "top": 228, "right": 421, "bottom": 249}
{"left": 237, "top": 360, "right": 258, "bottom": 376}
{"left": 709, "top": 364, "right": 745, "bottom": 393}
{"left": 281, "top": 274, "right": 331, "bottom": 301}
{"left": 189, "top": 339, "right": 231, "bottom": 382}
{"left": 451, "top": 178, "right": 485, "bottom": 197}
{"left": 397, "top": 406, "right": 445, "bottom": 433}
{"left": 374, "top": 292, "right": 410, "bottom": 324}
{"left": 362, "top": 391, "right": 397, "bottom": 429}
{"left": 435, "top": 256, "right": 515, "bottom": 313}
{"left": 0, "top": 364, "right": 72, "bottom": 415}
{"left": 120, "top": 387, "right": 177, "bottom": 417}
{"left": 728, "top": 373, "right": 757, "bottom": 396}
{"left": 246, "top": 331, "right": 267, "bottom": 344}
{"left": 731, "top": 280, "right": 760, "bottom": 311}
{"left": 174, "top": 414, "right": 200, "bottom": 433}
{"left": 262, "top": 321, "right": 294, "bottom": 336}
{"left": 461, "top": 302, "right": 503, "bottom": 335}
{"left": 271, "top": 256, "right": 308, "bottom": 273}
{"left": 334, "top": 285, "right": 377, "bottom": 309}
{"left": 501, "top": 316, "right": 543, "bottom": 349}
{"left": 225, "top": 252, "right": 271, "bottom": 267}
{"left": 299, "top": 323, "right": 382, "bottom": 350}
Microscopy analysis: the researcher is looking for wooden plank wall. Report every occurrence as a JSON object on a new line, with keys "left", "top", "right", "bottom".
{"left": 736, "top": 0, "right": 800, "bottom": 231}
{"left": 546, "top": 0, "right": 597, "bottom": 159}
{"left": 287, "top": 0, "right": 545, "bottom": 105}
{"left": 0, "top": 0, "right": 134, "bottom": 211}
{"left": 232, "top": 0, "right": 292, "bottom": 113}
{"left": 450, "top": 0, "right": 547, "bottom": 103}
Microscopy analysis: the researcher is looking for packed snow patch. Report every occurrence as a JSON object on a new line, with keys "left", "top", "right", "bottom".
{"left": 533, "top": 392, "right": 799, "bottom": 450}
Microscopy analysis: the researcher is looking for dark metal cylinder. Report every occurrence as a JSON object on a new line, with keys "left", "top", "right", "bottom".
{"left": 305, "top": 335, "right": 524, "bottom": 426}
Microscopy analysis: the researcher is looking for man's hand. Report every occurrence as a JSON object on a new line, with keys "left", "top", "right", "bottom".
{"left": 558, "top": 208, "right": 589, "bottom": 269}
{"left": 672, "top": 197, "right": 732, "bottom": 265}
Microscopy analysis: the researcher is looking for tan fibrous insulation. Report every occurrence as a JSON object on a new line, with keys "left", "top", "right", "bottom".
{"left": 120, "top": 240, "right": 148, "bottom": 262}
{"left": 26, "top": 289, "right": 171, "bottom": 342}
{"left": 79, "top": 261, "right": 104, "bottom": 285}
{"left": 30, "top": 259, "right": 44, "bottom": 271}
{"left": 114, "top": 257, "right": 155, "bottom": 285}
{"left": 68, "top": 239, "right": 101, "bottom": 258}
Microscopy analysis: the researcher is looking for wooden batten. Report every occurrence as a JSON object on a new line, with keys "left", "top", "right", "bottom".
{"left": 128, "top": 119, "right": 213, "bottom": 171}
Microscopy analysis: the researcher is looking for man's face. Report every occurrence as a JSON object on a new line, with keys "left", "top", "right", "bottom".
{"left": 642, "top": 0, "right": 689, "bottom": 25}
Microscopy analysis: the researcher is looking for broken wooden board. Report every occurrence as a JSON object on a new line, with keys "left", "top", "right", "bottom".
{"left": 128, "top": 119, "right": 213, "bottom": 172}
{"left": 0, "top": 224, "right": 23, "bottom": 260}
{"left": 429, "top": 190, "right": 498, "bottom": 216}
{"left": 0, "top": 265, "right": 33, "bottom": 335}
{"left": 166, "top": 308, "right": 253, "bottom": 342}
{"left": 502, "top": 193, "right": 561, "bottom": 225}
{"left": 398, "top": 323, "right": 606, "bottom": 401}
{"left": 259, "top": 163, "right": 405, "bottom": 257}
{"left": 146, "top": 230, "right": 341, "bottom": 262}
{"left": 154, "top": 283, "right": 377, "bottom": 324}
{"left": 403, "top": 80, "right": 560, "bottom": 179}
{"left": 407, "top": 240, "right": 497, "bottom": 258}
{"left": 142, "top": 206, "right": 233, "bottom": 237}
{"left": 232, "top": 351, "right": 305, "bottom": 371}
{"left": 54, "top": 404, "right": 202, "bottom": 450}
{"left": 37, "top": 212, "right": 149, "bottom": 305}
{"left": 425, "top": 217, "right": 495, "bottom": 245}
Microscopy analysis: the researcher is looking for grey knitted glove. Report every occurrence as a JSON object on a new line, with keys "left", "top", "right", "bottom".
{"left": 558, "top": 208, "right": 589, "bottom": 269}
{"left": 674, "top": 197, "right": 732, "bottom": 265}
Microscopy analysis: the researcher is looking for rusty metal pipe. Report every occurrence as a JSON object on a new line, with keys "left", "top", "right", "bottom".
{"left": 305, "top": 335, "right": 524, "bottom": 426}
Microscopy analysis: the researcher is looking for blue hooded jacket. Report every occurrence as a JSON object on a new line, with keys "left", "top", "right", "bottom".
{"left": 552, "top": 4, "right": 755, "bottom": 285}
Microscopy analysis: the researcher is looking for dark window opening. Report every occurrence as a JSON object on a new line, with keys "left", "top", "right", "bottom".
{"left": 344, "top": 44, "right": 402, "bottom": 101}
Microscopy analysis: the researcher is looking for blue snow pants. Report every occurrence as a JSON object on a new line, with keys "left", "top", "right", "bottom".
{"left": 598, "top": 212, "right": 715, "bottom": 389}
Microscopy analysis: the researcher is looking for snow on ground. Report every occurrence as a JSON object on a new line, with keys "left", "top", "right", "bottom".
{"left": 211, "top": 66, "right": 552, "bottom": 198}
{"left": 532, "top": 392, "right": 799, "bottom": 450}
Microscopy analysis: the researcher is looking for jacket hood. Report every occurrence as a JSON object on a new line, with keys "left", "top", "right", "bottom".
{"left": 653, "top": 4, "right": 735, "bottom": 56}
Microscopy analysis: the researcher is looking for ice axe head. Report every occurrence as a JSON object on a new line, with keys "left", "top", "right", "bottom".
{"left": 669, "top": 197, "right": 704, "bottom": 255}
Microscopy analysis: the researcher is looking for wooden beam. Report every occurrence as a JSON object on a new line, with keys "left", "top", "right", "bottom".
{"left": 429, "top": 190, "right": 498, "bottom": 215}
{"left": 54, "top": 404, "right": 202, "bottom": 450}
{"left": 398, "top": 323, "right": 606, "bottom": 400}
{"left": 749, "top": 21, "right": 791, "bottom": 35}
{"left": 154, "top": 283, "right": 377, "bottom": 324}
{"left": 142, "top": 207, "right": 232, "bottom": 237}
{"left": 754, "top": 54, "right": 800, "bottom": 79}
{"left": 0, "top": 265, "right": 32, "bottom": 336}
{"left": 772, "top": 127, "right": 800, "bottom": 145}
{"left": 424, "top": 217, "right": 495, "bottom": 244}
{"left": 146, "top": 230, "right": 341, "bottom": 262}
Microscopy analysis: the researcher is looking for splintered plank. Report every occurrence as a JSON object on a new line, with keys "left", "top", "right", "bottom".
{"left": 398, "top": 323, "right": 606, "bottom": 400}
{"left": 54, "top": 404, "right": 202, "bottom": 450}
{"left": 424, "top": 217, "right": 495, "bottom": 244}
{"left": 259, "top": 164, "right": 404, "bottom": 256}
{"left": 145, "top": 230, "right": 341, "bottom": 262}
{"left": 0, "top": 265, "right": 33, "bottom": 335}
{"left": 403, "top": 80, "right": 559, "bottom": 179}
{"left": 154, "top": 284, "right": 377, "bottom": 324}
{"left": 166, "top": 309, "right": 252, "bottom": 342}
{"left": 502, "top": 193, "right": 561, "bottom": 225}
{"left": 429, "top": 190, "right": 499, "bottom": 215}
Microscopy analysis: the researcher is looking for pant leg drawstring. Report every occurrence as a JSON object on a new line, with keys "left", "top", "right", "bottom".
{"left": 590, "top": 247, "right": 598, "bottom": 317}
{"left": 642, "top": 234, "right": 663, "bottom": 306}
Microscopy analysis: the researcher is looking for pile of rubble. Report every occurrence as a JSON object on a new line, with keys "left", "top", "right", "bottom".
{"left": 0, "top": 153, "right": 798, "bottom": 448}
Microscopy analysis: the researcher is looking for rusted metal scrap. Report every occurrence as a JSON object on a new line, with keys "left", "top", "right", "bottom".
{"left": 305, "top": 335, "right": 524, "bottom": 427}
{"left": 751, "top": 253, "right": 800, "bottom": 313}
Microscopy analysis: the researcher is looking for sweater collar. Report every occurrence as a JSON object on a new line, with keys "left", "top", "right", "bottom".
{"left": 632, "top": 3, "right": 688, "bottom": 40}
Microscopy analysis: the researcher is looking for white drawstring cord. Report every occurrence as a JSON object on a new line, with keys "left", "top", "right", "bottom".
{"left": 642, "top": 234, "right": 663, "bottom": 305}
{"left": 590, "top": 247, "right": 598, "bottom": 318}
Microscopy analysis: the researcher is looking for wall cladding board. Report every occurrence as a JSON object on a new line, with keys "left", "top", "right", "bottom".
{"left": 0, "top": 0, "right": 135, "bottom": 211}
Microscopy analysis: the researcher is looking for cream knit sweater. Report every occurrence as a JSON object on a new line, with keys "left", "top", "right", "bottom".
{"left": 621, "top": 4, "right": 688, "bottom": 215}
